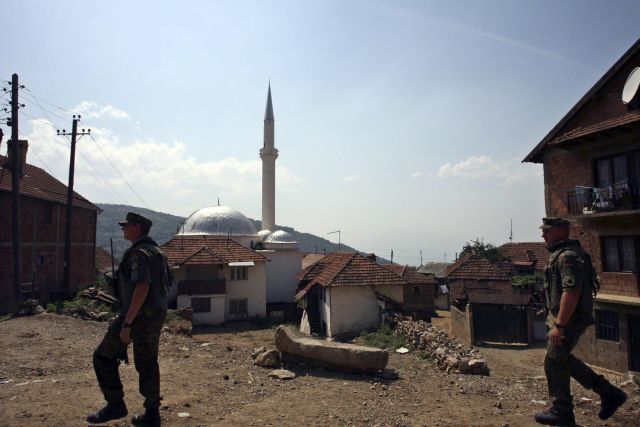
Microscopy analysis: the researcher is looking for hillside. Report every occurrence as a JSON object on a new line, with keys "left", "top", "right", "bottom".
{"left": 96, "top": 204, "right": 380, "bottom": 261}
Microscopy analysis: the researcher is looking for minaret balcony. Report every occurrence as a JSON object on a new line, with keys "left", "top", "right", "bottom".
{"left": 260, "top": 147, "right": 279, "bottom": 158}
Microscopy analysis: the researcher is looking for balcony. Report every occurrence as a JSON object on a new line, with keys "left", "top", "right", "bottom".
{"left": 178, "top": 279, "right": 226, "bottom": 295}
{"left": 567, "top": 179, "right": 639, "bottom": 215}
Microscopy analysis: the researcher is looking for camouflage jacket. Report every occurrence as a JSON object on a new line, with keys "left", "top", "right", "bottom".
{"left": 544, "top": 239, "right": 594, "bottom": 317}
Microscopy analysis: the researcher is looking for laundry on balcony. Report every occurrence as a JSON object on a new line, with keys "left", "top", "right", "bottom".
{"left": 570, "top": 179, "right": 636, "bottom": 214}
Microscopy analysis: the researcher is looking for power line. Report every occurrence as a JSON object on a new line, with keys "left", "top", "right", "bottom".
{"left": 21, "top": 89, "right": 69, "bottom": 125}
{"left": 89, "top": 133, "right": 150, "bottom": 208}
{"left": 19, "top": 110, "right": 129, "bottom": 205}
{"left": 22, "top": 87, "right": 70, "bottom": 114}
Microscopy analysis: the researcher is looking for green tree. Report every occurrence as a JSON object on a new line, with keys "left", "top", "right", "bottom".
{"left": 459, "top": 238, "right": 506, "bottom": 262}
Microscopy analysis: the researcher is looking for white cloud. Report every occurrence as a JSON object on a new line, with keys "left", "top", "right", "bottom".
{"left": 22, "top": 118, "right": 305, "bottom": 215}
{"left": 72, "top": 101, "right": 130, "bottom": 120}
{"left": 437, "top": 155, "right": 542, "bottom": 187}
{"left": 341, "top": 175, "right": 359, "bottom": 182}
{"left": 411, "top": 171, "right": 423, "bottom": 178}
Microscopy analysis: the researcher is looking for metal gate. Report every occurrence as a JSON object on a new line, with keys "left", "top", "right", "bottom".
{"left": 472, "top": 304, "right": 528, "bottom": 344}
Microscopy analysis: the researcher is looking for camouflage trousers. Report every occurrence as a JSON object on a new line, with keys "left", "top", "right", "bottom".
{"left": 93, "top": 310, "right": 166, "bottom": 410}
{"left": 545, "top": 311, "right": 600, "bottom": 413}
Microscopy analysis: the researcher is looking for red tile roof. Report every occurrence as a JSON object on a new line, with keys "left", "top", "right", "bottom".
{"left": 382, "top": 264, "right": 437, "bottom": 285}
{"left": 297, "top": 252, "right": 408, "bottom": 288}
{"left": 161, "top": 235, "right": 267, "bottom": 266}
{"left": 549, "top": 110, "right": 640, "bottom": 146}
{"left": 445, "top": 253, "right": 510, "bottom": 281}
{"left": 0, "top": 154, "right": 98, "bottom": 210}
{"left": 497, "top": 242, "right": 548, "bottom": 271}
{"left": 95, "top": 246, "right": 118, "bottom": 272}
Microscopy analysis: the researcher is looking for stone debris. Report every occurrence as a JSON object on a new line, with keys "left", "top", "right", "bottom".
{"left": 268, "top": 369, "right": 296, "bottom": 380}
{"left": 175, "top": 306, "right": 193, "bottom": 321}
{"left": 253, "top": 349, "right": 281, "bottom": 368}
{"left": 394, "top": 319, "right": 490, "bottom": 375}
{"left": 78, "top": 287, "right": 117, "bottom": 305}
{"left": 17, "top": 299, "right": 45, "bottom": 316}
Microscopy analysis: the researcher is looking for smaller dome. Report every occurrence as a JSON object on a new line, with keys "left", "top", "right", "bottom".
{"left": 257, "top": 229, "right": 273, "bottom": 243}
{"left": 262, "top": 230, "right": 299, "bottom": 250}
{"left": 265, "top": 230, "right": 297, "bottom": 243}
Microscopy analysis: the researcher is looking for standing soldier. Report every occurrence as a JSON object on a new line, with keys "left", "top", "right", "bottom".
{"left": 534, "top": 217, "right": 626, "bottom": 426}
{"left": 87, "top": 212, "right": 169, "bottom": 426}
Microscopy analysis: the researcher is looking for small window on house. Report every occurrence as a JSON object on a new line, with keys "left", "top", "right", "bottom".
{"left": 231, "top": 266, "right": 248, "bottom": 281}
{"left": 191, "top": 297, "right": 211, "bottom": 313}
{"left": 595, "top": 309, "right": 619, "bottom": 342}
{"left": 36, "top": 255, "right": 44, "bottom": 266}
{"left": 602, "top": 236, "right": 638, "bottom": 273}
{"left": 230, "top": 298, "right": 248, "bottom": 315}
{"left": 413, "top": 286, "right": 421, "bottom": 295}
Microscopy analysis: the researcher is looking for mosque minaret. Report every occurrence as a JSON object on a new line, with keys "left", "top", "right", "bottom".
{"left": 260, "top": 84, "right": 278, "bottom": 232}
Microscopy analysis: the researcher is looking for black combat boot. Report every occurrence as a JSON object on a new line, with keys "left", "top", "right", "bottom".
{"left": 598, "top": 385, "right": 627, "bottom": 420}
{"left": 86, "top": 400, "right": 128, "bottom": 424}
{"left": 131, "top": 408, "right": 161, "bottom": 426}
{"left": 534, "top": 406, "right": 576, "bottom": 426}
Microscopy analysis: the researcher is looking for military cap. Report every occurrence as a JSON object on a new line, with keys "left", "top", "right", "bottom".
{"left": 118, "top": 212, "right": 153, "bottom": 230}
{"left": 539, "top": 217, "right": 570, "bottom": 229}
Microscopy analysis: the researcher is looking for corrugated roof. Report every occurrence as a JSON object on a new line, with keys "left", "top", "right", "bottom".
{"left": 162, "top": 235, "right": 267, "bottom": 266}
{"left": 417, "top": 262, "right": 451, "bottom": 278}
{"left": 0, "top": 154, "right": 98, "bottom": 210}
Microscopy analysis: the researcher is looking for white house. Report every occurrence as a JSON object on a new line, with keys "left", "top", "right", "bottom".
{"left": 162, "top": 230, "right": 268, "bottom": 326}
{"left": 295, "top": 252, "right": 410, "bottom": 337}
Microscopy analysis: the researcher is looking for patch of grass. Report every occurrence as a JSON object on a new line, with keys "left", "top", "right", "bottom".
{"left": 415, "top": 351, "right": 433, "bottom": 362}
{"left": 165, "top": 310, "right": 181, "bottom": 323}
{"left": 360, "top": 323, "right": 409, "bottom": 350}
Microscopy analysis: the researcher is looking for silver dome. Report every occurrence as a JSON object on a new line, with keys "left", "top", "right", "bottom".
{"left": 179, "top": 206, "right": 258, "bottom": 236}
{"left": 257, "top": 229, "right": 273, "bottom": 242}
{"left": 264, "top": 230, "right": 297, "bottom": 243}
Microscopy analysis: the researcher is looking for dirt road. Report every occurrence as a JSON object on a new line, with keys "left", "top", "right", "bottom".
{"left": 0, "top": 313, "right": 638, "bottom": 426}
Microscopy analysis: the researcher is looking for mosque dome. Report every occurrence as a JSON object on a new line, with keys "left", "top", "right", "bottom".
{"left": 179, "top": 206, "right": 258, "bottom": 236}
{"left": 262, "top": 230, "right": 298, "bottom": 249}
{"left": 257, "top": 229, "right": 273, "bottom": 242}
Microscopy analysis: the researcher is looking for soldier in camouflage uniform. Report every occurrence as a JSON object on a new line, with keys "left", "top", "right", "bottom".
{"left": 87, "top": 212, "right": 169, "bottom": 426}
{"left": 534, "top": 217, "right": 626, "bottom": 426}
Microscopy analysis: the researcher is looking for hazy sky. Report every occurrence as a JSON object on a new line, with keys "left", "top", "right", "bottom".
{"left": 2, "top": 1, "right": 639, "bottom": 265}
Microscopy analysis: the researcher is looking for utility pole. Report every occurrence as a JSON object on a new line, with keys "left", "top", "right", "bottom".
{"left": 10, "top": 74, "right": 23, "bottom": 312}
{"left": 58, "top": 116, "right": 90, "bottom": 298}
{"left": 509, "top": 218, "right": 513, "bottom": 243}
{"left": 328, "top": 230, "right": 341, "bottom": 253}
{"left": 390, "top": 249, "right": 394, "bottom": 264}
{"left": 419, "top": 249, "right": 423, "bottom": 266}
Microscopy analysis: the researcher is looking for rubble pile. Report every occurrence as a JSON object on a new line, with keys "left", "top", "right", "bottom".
{"left": 395, "top": 319, "right": 490, "bottom": 376}
{"left": 65, "top": 304, "right": 114, "bottom": 322}
{"left": 79, "top": 287, "right": 117, "bottom": 305}
{"left": 18, "top": 299, "right": 45, "bottom": 316}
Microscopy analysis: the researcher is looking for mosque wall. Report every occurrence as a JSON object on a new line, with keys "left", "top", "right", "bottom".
{"left": 262, "top": 250, "right": 303, "bottom": 303}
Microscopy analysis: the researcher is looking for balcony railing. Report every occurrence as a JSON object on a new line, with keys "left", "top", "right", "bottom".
{"left": 567, "top": 179, "right": 639, "bottom": 215}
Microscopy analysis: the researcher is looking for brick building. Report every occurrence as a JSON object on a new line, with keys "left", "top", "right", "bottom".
{"left": 446, "top": 253, "right": 533, "bottom": 346}
{"left": 0, "top": 149, "right": 98, "bottom": 313}
{"left": 524, "top": 39, "right": 640, "bottom": 373}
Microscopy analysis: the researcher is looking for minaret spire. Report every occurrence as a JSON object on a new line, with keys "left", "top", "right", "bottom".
{"left": 260, "top": 83, "right": 278, "bottom": 231}
{"left": 264, "top": 82, "right": 274, "bottom": 122}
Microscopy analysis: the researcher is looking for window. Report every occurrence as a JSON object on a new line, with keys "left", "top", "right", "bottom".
{"left": 413, "top": 286, "right": 421, "bottom": 295}
{"left": 231, "top": 266, "right": 248, "bottom": 281}
{"left": 595, "top": 309, "right": 619, "bottom": 341}
{"left": 230, "top": 298, "right": 248, "bottom": 315}
{"left": 36, "top": 255, "right": 44, "bottom": 267}
{"left": 602, "top": 236, "right": 638, "bottom": 273}
{"left": 595, "top": 150, "right": 639, "bottom": 188}
{"left": 191, "top": 297, "right": 211, "bottom": 313}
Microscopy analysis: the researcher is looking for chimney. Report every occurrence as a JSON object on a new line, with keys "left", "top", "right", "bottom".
{"left": 6, "top": 139, "right": 28, "bottom": 177}
{"left": 367, "top": 253, "right": 377, "bottom": 263}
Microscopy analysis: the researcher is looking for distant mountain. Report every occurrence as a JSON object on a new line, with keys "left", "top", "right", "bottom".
{"left": 96, "top": 204, "right": 388, "bottom": 263}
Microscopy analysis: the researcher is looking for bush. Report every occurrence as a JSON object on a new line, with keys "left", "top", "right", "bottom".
{"left": 360, "top": 323, "right": 409, "bottom": 350}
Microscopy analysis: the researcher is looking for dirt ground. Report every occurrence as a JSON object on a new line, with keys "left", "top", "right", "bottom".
{"left": 1, "top": 312, "right": 638, "bottom": 427}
